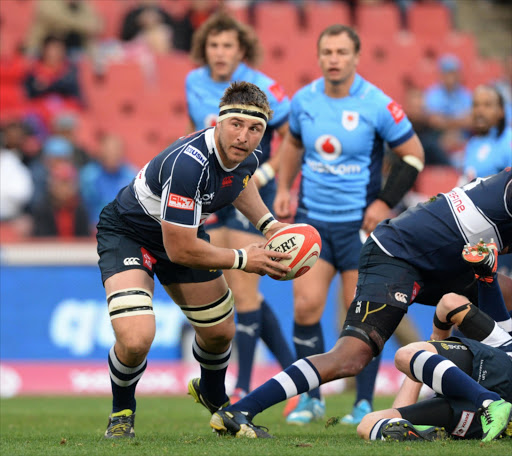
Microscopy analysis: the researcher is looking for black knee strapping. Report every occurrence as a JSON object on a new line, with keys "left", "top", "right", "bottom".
{"left": 445, "top": 302, "right": 472, "bottom": 323}
{"left": 433, "top": 312, "right": 453, "bottom": 330}
{"left": 341, "top": 325, "right": 381, "bottom": 357}
{"left": 458, "top": 304, "right": 496, "bottom": 341}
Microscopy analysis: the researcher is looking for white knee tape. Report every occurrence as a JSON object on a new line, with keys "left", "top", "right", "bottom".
{"left": 179, "top": 289, "right": 234, "bottom": 327}
{"left": 107, "top": 288, "right": 154, "bottom": 320}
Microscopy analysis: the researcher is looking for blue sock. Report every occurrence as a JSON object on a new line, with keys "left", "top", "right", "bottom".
{"left": 293, "top": 322, "right": 324, "bottom": 400}
{"left": 234, "top": 309, "right": 261, "bottom": 392}
{"left": 228, "top": 358, "right": 321, "bottom": 417}
{"left": 108, "top": 346, "right": 147, "bottom": 413}
{"left": 260, "top": 300, "right": 295, "bottom": 369}
{"left": 355, "top": 354, "right": 381, "bottom": 405}
{"left": 477, "top": 277, "right": 512, "bottom": 331}
{"left": 193, "top": 337, "right": 231, "bottom": 407}
{"left": 410, "top": 350, "right": 500, "bottom": 408}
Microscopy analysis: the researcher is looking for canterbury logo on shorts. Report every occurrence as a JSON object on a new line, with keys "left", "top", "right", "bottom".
{"left": 123, "top": 257, "right": 140, "bottom": 266}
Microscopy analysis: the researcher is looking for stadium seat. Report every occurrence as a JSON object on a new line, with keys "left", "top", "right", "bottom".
{"left": 253, "top": 2, "right": 302, "bottom": 37}
{"left": 465, "top": 57, "right": 504, "bottom": 89}
{"left": 0, "top": 0, "right": 35, "bottom": 55}
{"left": 414, "top": 166, "right": 461, "bottom": 197}
{"left": 356, "top": 3, "right": 402, "bottom": 39}
{"left": 91, "top": 0, "right": 130, "bottom": 39}
{"left": 407, "top": 2, "right": 452, "bottom": 39}
{"left": 305, "top": 1, "right": 352, "bottom": 38}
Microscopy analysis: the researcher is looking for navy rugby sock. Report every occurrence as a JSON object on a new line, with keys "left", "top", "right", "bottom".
{"left": 108, "top": 346, "right": 147, "bottom": 413}
{"left": 477, "top": 277, "right": 512, "bottom": 333}
{"left": 228, "top": 358, "right": 321, "bottom": 417}
{"left": 193, "top": 337, "right": 231, "bottom": 407}
{"left": 235, "top": 309, "right": 261, "bottom": 392}
{"left": 260, "top": 300, "right": 295, "bottom": 369}
{"left": 410, "top": 350, "right": 500, "bottom": 408}
{"left": 293, "top": 322, "right": 325, "bottom": 400}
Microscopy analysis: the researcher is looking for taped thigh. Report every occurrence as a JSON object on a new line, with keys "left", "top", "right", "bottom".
{"left": 107, "top": 288, "right": 154, "bottom": 320}
{"left": 179, "top": 289, "right": 234, "bottom": 327}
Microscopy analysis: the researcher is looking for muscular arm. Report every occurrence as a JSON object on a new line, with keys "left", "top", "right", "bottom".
{"left": 362, "top": 134, "right": 424, "bottom": 233}
{"left": 273, "top": 131, "right": 304, "bottom": 219}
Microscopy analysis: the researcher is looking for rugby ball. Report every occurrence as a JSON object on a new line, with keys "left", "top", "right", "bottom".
{"left": 264, "top": 223, "right": 322, "bottom": 281}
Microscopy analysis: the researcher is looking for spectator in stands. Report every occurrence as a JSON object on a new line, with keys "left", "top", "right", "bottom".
{"left": 0, "top": 122, "right": 34, "bottom": 224}
{"left": 31, "top": 161, "right": 90, "bottom": 238}
{"left": 25, "top": 0, "right": 102, "bottom": 59}
{"left": 51, "top": 112, "right": 91, "bottom": 168}
{"left": 28, "top": 135, "right": 74, "bottom": 211}
{"left": 462, "top": 85, "right": 511, "bottom": 182}
{"left": 493, "top": 55, "right": 512, "bottom": 126}
{"left": 403, "top": 85, "right": 450, "bottom": 165}
{"left": 424, "top": 54, "right": 473, "bottom": 166}
{"left": 24, "top": 36, "right": 84, "bottom": 131}
{"left": 120, "top": 0, "right": 175, "bottom": 54}
{"left": 80, "top": 134, "right": 136, "bottom": 227}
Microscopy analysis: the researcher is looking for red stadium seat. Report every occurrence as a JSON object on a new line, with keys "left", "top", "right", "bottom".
{"left": 414, "top": 166, "right": 461, "bottom": 197}
{"left": 356, "top": 3, "right": 401, "bottom": 39}
{"left": 253, "top": 2, "right": 302, "bottom": 37}
{"left": 408, "top": 2, "right": 452, "bottom": 39}
{"left": 465, "top": 57, "right": 504, "bottom": 89}
{"left": 305, "top": 1, "right": 352, "bottom": 38}
{"left": 0, "top": 0, "right": 35, "bottom": 55}
{"left": 91, "top": 0, "right": 131, "bottom": 39}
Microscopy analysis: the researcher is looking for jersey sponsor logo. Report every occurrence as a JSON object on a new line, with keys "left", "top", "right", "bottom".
{"left": 204, "top": 113, "right": 217, "bottom": 128}
{"left": 184, "top": 145, "right": 207, "bottom": 166}
{"left": 222, "top": 176, "right": 234, "bottom": 188}
{"left": 411, "top": 281, "right": 421, "bottom": 303}
{"left": 306, "top": 158, "right": 361, "bottom": 175}
{"left": 440, "top": 342, "right": 468, "bottom": 351}
{"left": 123, "top": 257, "right": 140, "bottom": 266}
{"left": 394, "top": 292, "right": 408, "bottom": 303}
{"left": 269, "top": 82, "right": 285, "bottom": 102}
{"left": 201, "top": 192, "right": 215, "bottom": 205}
{"left": 355, "top": 301, "right": 362, "bottom": 314}
{"left": 447, "top": 190, "right": 466, "bottom": 213}
{"left": 387, "top": 101, "right": 405, "bottom": 124}
{"left": 167, "top": 193, "right": 195, "bottom": 210}
{"left": 314, "top": 135, "right": 342, "bottom": 161}
{"left": 243, "top": 175, "right": 249, "bottom": 188}
{"left": 341, "top": 111, "right": 359, "bottom": 131}
{"left": 141, "top": 248, "right": 156, "bottom": 271}
{"left": 451, "top": 410, "right": 474, "bottom": 437}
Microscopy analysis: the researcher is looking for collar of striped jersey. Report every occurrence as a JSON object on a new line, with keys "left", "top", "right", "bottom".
{"left": 217, "top": 104, "right": 268, "bottom": 127}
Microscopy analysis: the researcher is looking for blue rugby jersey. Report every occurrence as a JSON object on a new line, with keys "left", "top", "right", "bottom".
{"left": 463, "top": 126, "right": 512, "bottom": 180}
{"left": 289, "top": 74, "right": 414, "bottom": 222}
{"left": 186, "top": 62, "right": 290, "bottom": 164}
{"left": 371, "top": 168, "right": 512, "bottom": 274}
{"left": 115, "top": 128, "right": 261, "bottom": 251}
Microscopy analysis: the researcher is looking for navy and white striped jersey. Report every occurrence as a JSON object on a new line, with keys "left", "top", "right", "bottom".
{"left": 371, "top": 168, "right": 512, "bottom": 274}
{"left": 115, "top": 128, "right": 261, "bottom": 251}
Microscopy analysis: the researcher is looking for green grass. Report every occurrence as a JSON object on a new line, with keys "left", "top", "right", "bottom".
{"left": 1, "top": 394, "right": 510, "bottom": 456}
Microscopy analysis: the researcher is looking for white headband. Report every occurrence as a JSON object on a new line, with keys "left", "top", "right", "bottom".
{"left": 217, "top": 104, "right": 268, "bottom": 127}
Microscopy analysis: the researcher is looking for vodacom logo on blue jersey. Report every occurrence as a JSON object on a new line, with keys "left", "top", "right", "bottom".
{"left": 315, "top": 135, "right": 342, "bottom": 161}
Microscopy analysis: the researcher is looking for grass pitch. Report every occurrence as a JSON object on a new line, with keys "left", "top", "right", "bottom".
{"left": 1, "top": 394, "right": 510, "bottom": 456}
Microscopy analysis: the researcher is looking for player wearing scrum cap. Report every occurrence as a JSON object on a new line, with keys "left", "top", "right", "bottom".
{"left": 96, "top": 81, "right": 291, "bottom": 438}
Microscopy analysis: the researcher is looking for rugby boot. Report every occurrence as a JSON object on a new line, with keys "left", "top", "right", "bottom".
{"left": 104, "top": 409, "right": 135, "bottom": 438}
{"left": 382, "top": 419, "right": 447, "bottom": 441}
{"left": 210, "top": 410, "right": 273, "bottom": 438}
{"left": 188, "top": 377, "right": 230, "bottom": 414}
{"left": 462, "top": 239, "right": 498, "bottom": 283}
{"left": 480, "top": 399, "right": 512, "bottom": 442}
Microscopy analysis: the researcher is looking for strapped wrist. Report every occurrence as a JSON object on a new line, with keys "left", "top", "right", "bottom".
{"left": 255, "top": 212, "right": 278, "bottom": 235}
{"left": 253, "top": 162, "right": 275, "bottom": 187}
{"left": 231, "top": 249, "right": 248, "bottom": 270}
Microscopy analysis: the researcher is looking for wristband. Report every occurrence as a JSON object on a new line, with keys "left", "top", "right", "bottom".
{"left": 253, "top": 162, "right": 275, "bottom": 187}
{"left": 231, "top": 249, "right": 248, "bottom": 270}
{"left": 255, "top": 212, "right": 278, "bottom": 235}
{"left": 378, "top": 155, "right": 423, "bottom": 208}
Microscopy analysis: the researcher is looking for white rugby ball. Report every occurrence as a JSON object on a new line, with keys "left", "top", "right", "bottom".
{"left": 264, "top": 223, "right": 322, "bottom": 281}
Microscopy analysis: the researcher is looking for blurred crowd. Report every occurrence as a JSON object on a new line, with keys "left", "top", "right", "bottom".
{"left": 0, "top": 0, "right": 511, "bottom": 241}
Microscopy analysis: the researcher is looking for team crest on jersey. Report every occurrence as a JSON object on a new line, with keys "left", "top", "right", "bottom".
{"left": 243, "top": 175, "right": 249, "bottom": 188}
{"left": 167, "top": 193, "right": 195, "bottom": 210}
{"left": 477, "top": 144, "right": 491, "bottom": 162}
{"left": 341, "top": 111, "right": 359, "bottom": 131}
{"left": 184, "top": 145, "right": 207, "bottom": 166}
{"left": 315, "top": 135, "right": 342, "bottom": 161}
{"left": 204, "top": 113, "right": 217, "bottom": 128}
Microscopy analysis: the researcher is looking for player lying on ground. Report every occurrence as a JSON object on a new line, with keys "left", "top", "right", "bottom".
{"left": 206, "top": 169, "right": 512, "bottom": 439}
{"left": 357, "top": 259, "right": 512, "bottom": 442}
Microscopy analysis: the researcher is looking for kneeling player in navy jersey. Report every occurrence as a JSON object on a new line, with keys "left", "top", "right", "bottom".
{"left": 358, "top": 267, "right": 512, "bottom": 443}
{"left": 210, "top": 168, "right": 512, "bottom": 439}
{"left": 97, "top": 81, "right": 293, "bottom": 438}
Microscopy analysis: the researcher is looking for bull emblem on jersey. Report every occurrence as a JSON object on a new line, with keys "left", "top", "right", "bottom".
{"left": 342, "top": 111, "right": 359, "bottom": 131}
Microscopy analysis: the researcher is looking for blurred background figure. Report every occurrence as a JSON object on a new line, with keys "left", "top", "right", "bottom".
{"left": 25, "top": 0, "right": 102, "bottom": 59}
{"left": 80, "top": 133, "right": 136, "bottom": 228}
{"left": 462, "top": 85, "right": 511, "bottom": 182}
{"left": 24, "top": 36, "right": 85, "bottom": 135}
{"left": 51, "top": 112, "right": 91, "bottom": 168}
{"left": 493, "top": 55, "right": 512, "bottom": 126}
{"left": 403, "top": 85, "right": 450, "bottom": 166}
{"left": 31, "top": 161, "right": 90, "bottom": 238}
{"left": 0, "top": 122, "right": 34, "bottom": 236}
{"left": 424, "top": 54, "right": 473, "bottom": 166}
